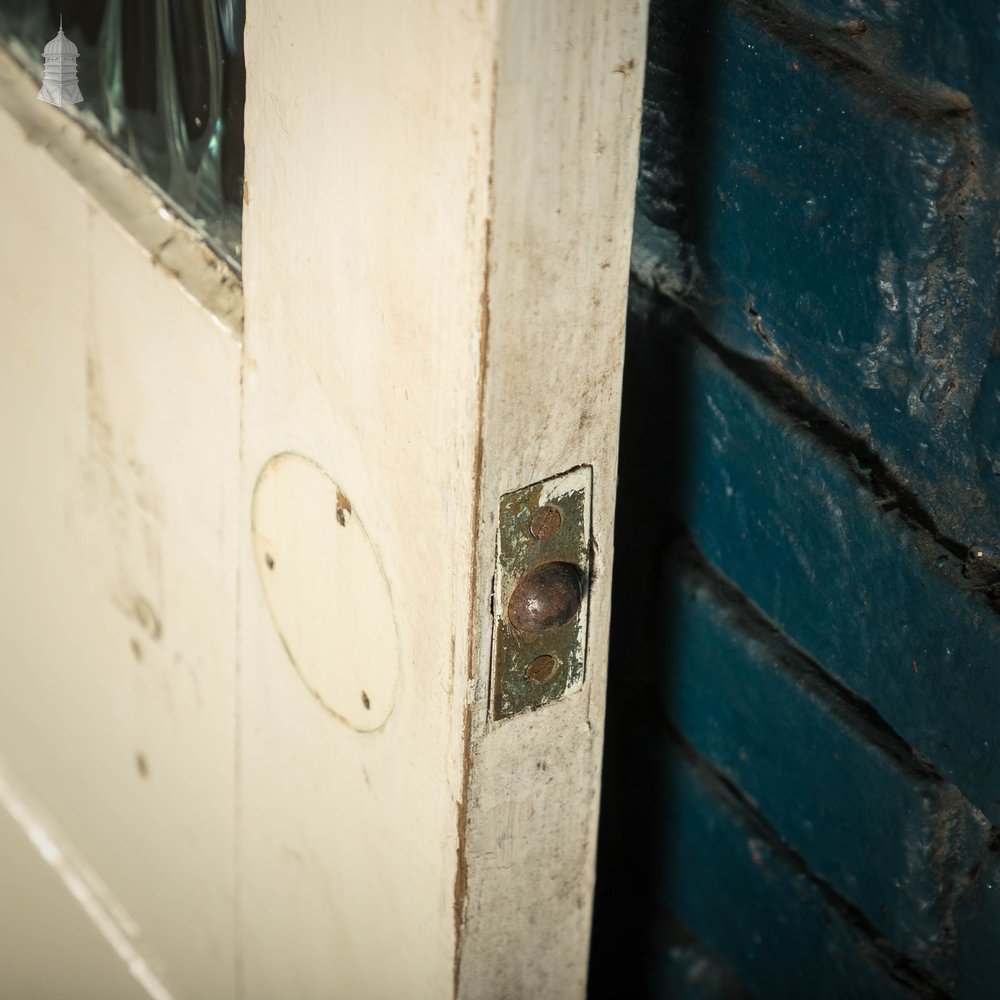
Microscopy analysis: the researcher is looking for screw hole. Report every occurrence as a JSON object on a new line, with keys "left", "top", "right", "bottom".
{"left": 265, "top": 553, "right": 275, "bottom": 570}
{"left": 336, "top": 489, "right": 352, "bottom": 526}
{"left": 361, "top": 690, "right": 370, "bottom": 710}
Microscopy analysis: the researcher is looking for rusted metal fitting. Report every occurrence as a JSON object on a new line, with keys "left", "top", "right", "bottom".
{"left": 491, "top": 466, "right": 592, "bottom": 720}
{"left": 508, "top": 561, "right": 582, "bottom": 634}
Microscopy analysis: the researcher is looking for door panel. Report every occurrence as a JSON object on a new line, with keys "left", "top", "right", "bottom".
{"left": 0, "top": 54, "right": 241, "bottom": 999}
{"left": 0, "top": 804, "right": 151, "bottom": 1000}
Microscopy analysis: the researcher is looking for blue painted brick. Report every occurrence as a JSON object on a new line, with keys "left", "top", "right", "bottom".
{"left": 953, "top": 851, "right": 1000, "bottom": 999}
{"left": 634, "top": 0, "right": 1000, "bottom": 545}
{"left": 606, "top": 0, "right": 1000, "bottom": 992}
{"left": 658, "top": 540, "right": 992, "bottom": 982}
{"left": 648, "top": 933, "right": 748, "bottom": 1000}
{"left": 636, "top": 314, "right": 1000, "bottom": 823}
{"left": 788, "top": 0, "right": 1000, "bottom": 146}
{"left": 649, "top": 726, "right": 934, "bottom": 999}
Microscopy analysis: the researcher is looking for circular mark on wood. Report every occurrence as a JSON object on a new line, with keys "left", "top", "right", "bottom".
{"left": 252, "top": 453, "right": 399, "bottom": 732}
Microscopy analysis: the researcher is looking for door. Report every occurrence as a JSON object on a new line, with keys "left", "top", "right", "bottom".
{"left": 0, "top": 2, "right": 648, "bottom": 998}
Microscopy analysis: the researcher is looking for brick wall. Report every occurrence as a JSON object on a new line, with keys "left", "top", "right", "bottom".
{"left": 591, "top": 1, "right": 1000, "bottom": 997}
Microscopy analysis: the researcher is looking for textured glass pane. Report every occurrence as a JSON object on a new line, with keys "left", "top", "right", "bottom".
{"left": 0, "top": 1, "right": 245, "bottom": 270}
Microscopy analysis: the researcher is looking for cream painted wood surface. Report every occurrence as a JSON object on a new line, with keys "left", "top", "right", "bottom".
{"left": 0, "top": 801, "right": 150, "bottom": 1000}
{"left": 0, "top": 47, "right": 241, "bottom": 1000}
{"left": 458, "top": 4, "right": 647, "bottom": 995}
{"left": 239, "top": 3, "right": 490, "bottom": 993}
{"left": 0, "top": 0, "right": 647, "bottom": 996}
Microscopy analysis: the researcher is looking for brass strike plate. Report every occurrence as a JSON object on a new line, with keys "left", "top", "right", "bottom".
{"left": 491, "top": 466, "right": 592, "bottom": 721}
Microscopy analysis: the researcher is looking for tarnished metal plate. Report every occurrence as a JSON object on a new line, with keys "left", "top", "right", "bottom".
{"left": 491, "top": 466, "right": 592, "bottom": 721}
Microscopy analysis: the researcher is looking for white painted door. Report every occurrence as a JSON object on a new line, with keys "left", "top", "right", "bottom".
{"left": 0, "top": 3, "right": 648, "bottom": 998}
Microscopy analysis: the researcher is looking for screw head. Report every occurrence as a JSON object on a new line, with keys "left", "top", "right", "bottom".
{"left": 507, "top": 561, "right": 583, "bottom": 634}
{"left": 526, "top": 654, "right": 557, "bottom": 685}
{"left": 530, "top": 505, "right": 562, "bottom": 541}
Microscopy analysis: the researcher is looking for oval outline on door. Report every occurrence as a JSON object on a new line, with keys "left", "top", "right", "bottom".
{"left": 251, "top": 452, "right": 400, "bottom": 732}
